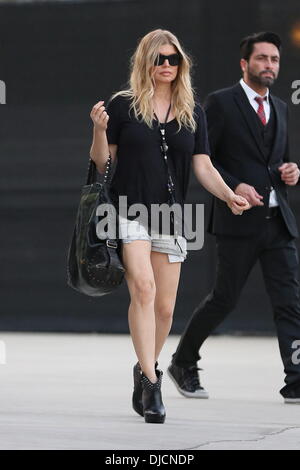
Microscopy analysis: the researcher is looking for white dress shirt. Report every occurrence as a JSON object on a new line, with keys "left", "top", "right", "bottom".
{"left": 240, "top": 78, "right": 270, "bottom": 122}
{"left": 239, "top": 78, "right": 278, "bottom": 207}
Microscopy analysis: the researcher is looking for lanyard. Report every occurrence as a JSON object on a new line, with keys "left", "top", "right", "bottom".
{"left": 153, "top": 105, "right": 183, "bottom": 250}
{"left": 153, "top": 104, "right": 176, "bottom": 204}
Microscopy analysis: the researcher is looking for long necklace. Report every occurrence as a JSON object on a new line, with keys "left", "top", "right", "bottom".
{"left": 153, "top": 104, "right": 175, "bottom": 202}
{"left": 153, "top": 105, "right": 184, "bottom": 252}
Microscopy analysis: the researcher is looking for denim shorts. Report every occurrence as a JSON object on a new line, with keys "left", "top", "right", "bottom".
{"left": 118, "top": 216, "right": 187, "bottom": 263}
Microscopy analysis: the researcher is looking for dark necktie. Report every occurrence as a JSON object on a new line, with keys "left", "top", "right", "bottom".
{"left": 255, "top": 96, "right": 267, "bottom": 126}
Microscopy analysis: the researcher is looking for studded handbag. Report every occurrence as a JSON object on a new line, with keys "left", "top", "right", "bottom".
{"left": 67, "top": 156, "right": 125, "bottom": 297}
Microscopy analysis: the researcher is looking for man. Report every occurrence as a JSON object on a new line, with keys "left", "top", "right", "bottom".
{"left": 168, "top": 32, "right": 300, "bottom": 403}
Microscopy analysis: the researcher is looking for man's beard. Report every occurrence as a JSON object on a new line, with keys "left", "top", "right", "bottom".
{"left": 248, "top": 67, "right": 277, "bottom": 87}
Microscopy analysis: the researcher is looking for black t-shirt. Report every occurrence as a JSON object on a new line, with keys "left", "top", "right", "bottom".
{"left": 106, "top": 94, "right": 210, "bottom": 233}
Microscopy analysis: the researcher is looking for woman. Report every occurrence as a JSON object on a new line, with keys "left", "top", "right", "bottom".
{"left": 90, "top": 29, "right": 249, "bottom": 424}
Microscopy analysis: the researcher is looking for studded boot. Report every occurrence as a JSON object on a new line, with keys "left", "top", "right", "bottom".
{"left": 132, "top": 361, "right": 158, "bottom": 417}
{"left": 141, "top": 369, "right": 166, "bottom": 424}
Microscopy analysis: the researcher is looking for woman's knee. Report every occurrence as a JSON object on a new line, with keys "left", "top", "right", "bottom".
{"left": 155, "top": 302, "right": 174, "bottom": 322}
{"left": 130, "top": 278, "right": 156, "bottom": 305}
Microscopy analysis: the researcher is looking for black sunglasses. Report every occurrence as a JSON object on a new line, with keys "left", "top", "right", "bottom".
{"left": 155, "top": 53, "right": 181, "bottom": 66}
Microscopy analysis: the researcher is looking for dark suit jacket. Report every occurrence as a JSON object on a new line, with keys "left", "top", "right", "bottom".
{"left": 205, "top": 82, "right": 298, "bottom": 238}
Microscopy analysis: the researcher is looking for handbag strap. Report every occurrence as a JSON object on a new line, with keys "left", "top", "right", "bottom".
{"left": 86, "top": 155, "right": 113, "bottom": 186}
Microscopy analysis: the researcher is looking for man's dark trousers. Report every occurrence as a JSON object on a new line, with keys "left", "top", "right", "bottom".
{"left": 173, "top": 210, "right": 300, "bottom": 396}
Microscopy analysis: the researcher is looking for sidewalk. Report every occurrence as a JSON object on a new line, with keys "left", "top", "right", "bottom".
{"left": 0, "top": 333, "right": 299, "bottom": 450}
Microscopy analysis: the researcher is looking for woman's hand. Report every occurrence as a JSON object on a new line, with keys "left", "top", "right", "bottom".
{"left": 90, "top": 100, "right": 109, "bottom": 131}
{"left": 226, "top": 193, "right": 251, "bottom": 215}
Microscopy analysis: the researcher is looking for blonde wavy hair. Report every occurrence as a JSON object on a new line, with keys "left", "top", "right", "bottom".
{"left": 112, "top": 29, "right": 196, "bottom": 132}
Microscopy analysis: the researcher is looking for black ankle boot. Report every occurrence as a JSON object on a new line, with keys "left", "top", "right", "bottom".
{"left": 132, "top": 362, "right": 143, "bottom": 416}
{"left": 141, "top": 369, "right": 166, "bottom": 424}
{"left": 132, "top": 362, "right": 158, "bottom": 417}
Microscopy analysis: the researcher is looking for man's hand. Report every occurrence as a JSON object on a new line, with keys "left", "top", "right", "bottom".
{"left": 278, "top": 163, "right": 300, "bottom": 186}
{"left": 235, "top": 183, "right": 264, "bottom": 207}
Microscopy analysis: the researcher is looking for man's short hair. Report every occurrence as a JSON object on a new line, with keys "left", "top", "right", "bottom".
{"left": 240, "top": 32, "right": 282, "bottom": 61}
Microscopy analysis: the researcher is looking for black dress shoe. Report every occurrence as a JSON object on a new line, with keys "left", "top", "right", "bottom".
{"left": 141, "top": 369, "right": 166, "bottom": 424}
{"left": 132, "top": 361, "right": 158, "bottom": 417}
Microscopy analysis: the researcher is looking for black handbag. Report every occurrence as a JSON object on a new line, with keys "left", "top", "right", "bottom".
{"left": 67, "top": 156, "right": 125, "bottom": 297}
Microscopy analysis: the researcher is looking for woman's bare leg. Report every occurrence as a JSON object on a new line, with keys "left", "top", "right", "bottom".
{"left": 122, "top": 240, "right": 157, "bottom": 383}
{"left": 150, "top": 252, "right": 181, "bottom": 362}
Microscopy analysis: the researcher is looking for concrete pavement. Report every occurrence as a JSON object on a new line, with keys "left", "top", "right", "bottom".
{"left": 0, "top": 333, "right": 299, "bottom": 450}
